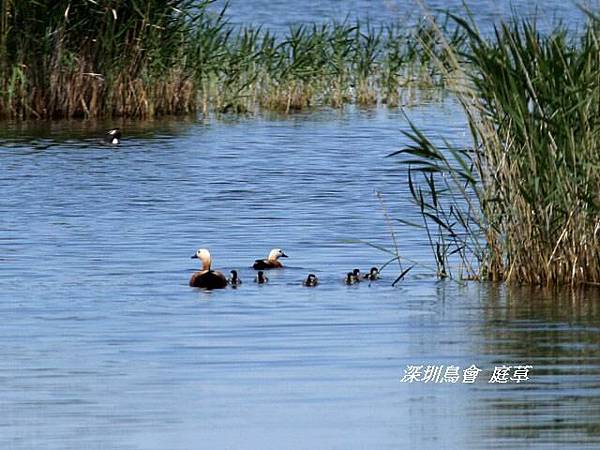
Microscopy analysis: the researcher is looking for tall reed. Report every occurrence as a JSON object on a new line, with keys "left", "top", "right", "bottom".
{"left": 0, "top": 2, "right": 457, "bottom": 119}
{"left": 391, "top": 14, "right": 600, "bottom": 286}
{"left": 0, "top": 0, "right": 210, "bottom": 119}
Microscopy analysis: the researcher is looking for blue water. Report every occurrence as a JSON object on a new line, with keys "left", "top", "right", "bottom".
{"left": 221, "top": 0, "right": 587, "bottom": 34}
{"left": 2, "top": 102, "right": 600, "bottom": 449}
{"left": 2, "top": 2, "right": 600, "bottom": 449}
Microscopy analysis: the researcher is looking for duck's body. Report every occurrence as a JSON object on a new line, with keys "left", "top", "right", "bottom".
{"left": 228, "top": 270, "right": 242, "bottom": 287}
{"left": 253, "top": 248, "right": 288, "bottom": 270}
{"left": 364, "top": 267, "right": 380, "bottom": 281}
{"left": 254, "top": 271, "right": 268, "bottom": 284}
{"left": 253, "top": 259, "right": 282, "bottom": 270}
{"left": 189, "top": 270, "right": 228, "bottom": 289}
{"left": 104, "top": 128, "right": 121, "bottom": 145}
{"left": 189, "top": 249, "right": 227, "bottom": 290}
{"left": 303, "top": 273, "right": 318, "bottom": 287}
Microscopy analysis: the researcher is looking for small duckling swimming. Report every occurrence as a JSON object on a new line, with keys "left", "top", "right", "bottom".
{"left": 189, "top": 248, "right": 228, "bottom": 289}
{"left": 253, "top": 248, "right": 288, "bottom": 270}
{"left": 345, "top": 272, "right": 357, "bottom": 285}
{"left": 104, "top": 128, "right": 121, "bottom": 145}
{"left": 228, "top": 270, "right": 242, "bottom": 287}
{"left": 254, "top": 271, "right": 268, "bottom": 284}
{"left": 303, "top": 273, "right": 319, "bottom": 287}
{"left": 364, "top": 267, "right": 380, "bottom": 281}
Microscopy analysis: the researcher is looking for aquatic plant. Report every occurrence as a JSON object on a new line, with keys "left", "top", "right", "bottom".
{"left": 0, "top": 1, "right": 458, "bottom": 119}
{"left": 391, "top": 14, "right": 600, "bottom": 286}
{"left": 0, "top": 0, "right": 210, "bottom": 119}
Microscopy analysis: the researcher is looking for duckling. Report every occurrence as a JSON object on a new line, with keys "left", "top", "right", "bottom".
{"left": 104, "top": 128, "right": 121, "bottom": 145}
{"left": 303, "top": 273, "right": 318, "bottom": 287}
{"left": 364, "top": 267, "right": 380, "bottom": 281}
{"left": 254, "top": 271, "right": 268, "bottom": 284}
{"left": 228, "top": 270, "right": 242, "bottom": 287}
{"left": 253, "top": 248, "right": 288, "bottom": 270}
{"left": 189, "top": 248, "right": 227, "bottom": 289}
{"left": 345, "top": 272, "right": 357, "bottom": 285}
{"left": 352, "top": 268, "right": 362, "bottom": 282}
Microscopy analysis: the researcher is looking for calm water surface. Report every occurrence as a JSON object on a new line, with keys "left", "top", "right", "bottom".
{"left": 2, "top": 100, "right": 600, "bottom": 449}
{"left": 220, "top": 0, "right": 590, "bottom": 33}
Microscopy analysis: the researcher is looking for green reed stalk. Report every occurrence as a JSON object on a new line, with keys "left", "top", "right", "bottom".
{"left": 391, "top": 13, "right": 600, "bottom": 286}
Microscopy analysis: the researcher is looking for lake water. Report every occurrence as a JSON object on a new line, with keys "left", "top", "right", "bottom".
{"left": 3, "top": 101, "right": 600, "bottom": 449}
{"left": 221, "top": 0, "right": 589, "bottom": 34}
{"left": 2, "top": 2, "right": 600, "bottom": 449}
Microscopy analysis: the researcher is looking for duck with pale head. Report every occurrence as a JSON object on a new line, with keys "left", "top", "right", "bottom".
{"left": 189, "top": 248, "right": 228, "bottom": 289}
{"left": 253, "top": 248, "right": 288, "bottom": 270}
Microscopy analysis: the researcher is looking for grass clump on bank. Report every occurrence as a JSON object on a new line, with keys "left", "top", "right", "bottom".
{"left": 204, "top": 18, "right": 460, "bottom": 114}
{"left": 392, "top": 15, "right": 600, "bottom": 286}
{"left": 0, "top": 0, "right": 203, "bottom": 119}
{"left": 0, "top": 1, "right": 460, "bottom": 119}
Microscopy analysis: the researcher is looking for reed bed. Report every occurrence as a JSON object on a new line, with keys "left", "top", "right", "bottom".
{"left": 391, "top": 14, "right": 600, "bottom": 286}
{"left": 0, "top": 1, "right": 460, "bottom": 119}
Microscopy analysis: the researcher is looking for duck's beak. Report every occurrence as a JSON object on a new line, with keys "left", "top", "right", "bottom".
{"left": 191, "top": 254, "right": 198, "bottom": 259}
{"left": 280, "top": 252, "right": 288, "bottom": 258}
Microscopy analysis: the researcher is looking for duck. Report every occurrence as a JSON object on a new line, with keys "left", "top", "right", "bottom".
{"left": 104, "top": 128, "right": 121, "bottom": 145}
{"left": 254, "top": 271, "right": 268, "bottom": 284}
{"left": 189, "top": 248, "right": 228, "bottom": 289}
{"left": 303, "top": 273, "right": 319, "bottom": 287}
{"left": 364, "top": 267, "right": 380, "bottom": 281}
{"left": 252, "top": 248, "right": 288, "bottom": 270}
{"left": 228, "top": 270, "right": 242, "bottom": 287}
{"left": 345, "top": 271, "right": 357, "bottom": 285}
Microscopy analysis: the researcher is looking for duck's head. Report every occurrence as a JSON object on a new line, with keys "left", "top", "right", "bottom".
{"left": 306, "top": 273, "right": 317, "bottom": 283}
{"left": 370, "top": 267, "right": 379, "bottom": 276}
{"left": 268, "top": 248, "right": 288, "bottom": 261}
{"left": 191, "top": 248, "right": 212, "bottom": 270}
{"left": 352, "top": 268, "right": 361, "bottom": 277}
{"left": 230, "top": 269, "right": 238, "bottom": 280}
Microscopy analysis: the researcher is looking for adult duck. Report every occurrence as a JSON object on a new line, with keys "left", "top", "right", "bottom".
{"left": 252, "top": 248, "right": 288, "bottom": 270}
{"left": 189, "top": 248, "right": 227, "bottom": 289}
